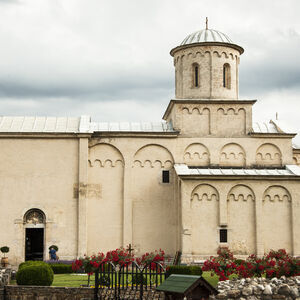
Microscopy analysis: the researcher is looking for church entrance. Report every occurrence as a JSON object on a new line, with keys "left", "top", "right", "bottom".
{"left": 25, "top": 228, "right": 44, "bottom": 261}
{"left": 24, "top": 209, "right": 46, "bottom": 261}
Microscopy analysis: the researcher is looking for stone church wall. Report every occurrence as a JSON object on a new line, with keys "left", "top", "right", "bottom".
{"left": 180, "top": 179, "right": 300, "bottom": 262}
{"left": 0, "top": 138, "right": 79, "bottom": 265}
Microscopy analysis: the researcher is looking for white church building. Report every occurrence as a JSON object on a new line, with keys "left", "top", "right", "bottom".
{"left": 0, "top": 25, "right": 300, "bottom": 266}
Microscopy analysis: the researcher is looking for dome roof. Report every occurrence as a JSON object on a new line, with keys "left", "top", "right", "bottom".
{"left": 170, "top": 27, "right": 244, "bottom": 56}
{"left": 181, "top": 28, "right": 233, "bottom": 45}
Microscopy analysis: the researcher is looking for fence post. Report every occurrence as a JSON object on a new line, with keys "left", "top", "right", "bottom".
{"left": 94, "top": 269, "right": 99, "bottom": 300}
{"left": 139, "top": 269, "right": 144, "bottom": 300}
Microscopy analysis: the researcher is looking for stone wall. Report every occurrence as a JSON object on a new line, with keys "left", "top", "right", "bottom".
{"left": 3, "top": 286, "right": 164, "bottom": 300}
{"left": 5, "top": 286, "right": 94, "bottom": 300}
{"left": 209, "top": 276, "right": 300, "bottom": 299}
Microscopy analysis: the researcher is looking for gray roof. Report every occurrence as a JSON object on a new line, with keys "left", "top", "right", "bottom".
{"left": 0, "top": 116, "right": 80, "bottom": 133}
{"left": 0, "top": 115, "right": 175, "bottom": 134}
{"left": 251, "top": 121, "right": 279, "bottom": 133}
{"left": 181, "top": 29, "right": 233, "bottom": 45}
{"left": 174, "top": 164, "right": 300, "bottom": 177}
{"left": 89, "top": 121, "right": 174, "bottom": 132}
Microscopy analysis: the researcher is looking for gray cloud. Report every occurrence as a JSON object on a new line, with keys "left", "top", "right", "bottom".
{"left": 0, "top": 0, "right": 299, "bottom": 137}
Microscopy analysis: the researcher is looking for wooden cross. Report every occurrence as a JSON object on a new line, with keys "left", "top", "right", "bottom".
{"left": 206, "top": 17, "right": 208, "bottom": 30}
{"left": 127, "top": 244, "right": 134, "bottom": 255}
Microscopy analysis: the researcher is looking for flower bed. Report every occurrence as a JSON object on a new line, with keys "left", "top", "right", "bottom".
{"left": 202, "top": 247, "right": 300, "bottom": 281}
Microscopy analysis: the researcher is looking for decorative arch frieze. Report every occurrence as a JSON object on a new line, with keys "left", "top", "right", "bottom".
{"left": 220, "top": 143, "right": 246, "bottom": 167}
{"left": 227, "top": 184, "right": 255, "bottom": 202}
{"left": 133, "top": 144, "right": 174, "bottom": 168}
{"left": 191, "top": 184, "right": 219, "bottom": 202}
{"left": 256, "top": 143, "right": 282, "bottom": 166}
{"left": 183, "top": 143, "right": 210, "bottom": 166}
{"left": 263, "top": 185, "right": 291, "bottom": 202}
{"left": 89, "top": 143, "right": 124, "bottom": 168}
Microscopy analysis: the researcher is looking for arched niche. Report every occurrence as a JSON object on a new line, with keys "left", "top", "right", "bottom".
{"left": 256, "top": 143, "right": 282, "bottom": 167}
{"left": 133, "top": 144, "right": 174, "bottom": 169}
{"left": 191, "top": 184, "right": 219, "bottom": 202}
{"left": 219, "top": 143, "right": 246, "bottom": 167}
{"left": 183, "top": 143, "right": 210, "bottom": 166}
{"left": 262, "top": 185, "right": 292, "bottom": 253}
{"left": 190, "top": 184, "right": 219, "bottom": 255}
{"left": 227, "top": 185, "right": 256, "bottom": 254}
{"left": 89, "top": 143, "right": 124, "bottom": 168}
{"left": 227, "top": 184, "right": 255, "bottom": 202}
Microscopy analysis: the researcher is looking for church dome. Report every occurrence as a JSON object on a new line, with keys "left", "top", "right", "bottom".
{"left": 181, "top": 28, "right": 233, "bottom": 45}
{"left": 170, "top": 26, "right": 244, "bottom": 56}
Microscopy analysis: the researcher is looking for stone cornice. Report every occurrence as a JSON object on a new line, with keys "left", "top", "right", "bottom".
{"left": 0, "top": 133, "right": 91, "bottom": 138}
{"left": 163, "top": 99, "right": 257, "bottom": 120}
{"left": 91, "top": 131, "right": 179, "bottom": 138}
{"left": 170, "top": 42, "right": 244, "bottom": 56}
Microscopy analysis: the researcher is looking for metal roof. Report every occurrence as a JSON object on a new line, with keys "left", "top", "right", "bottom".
{"left": 251, "top": 121, "right": 279, "bottom": 133}
{"left": 181, "top": 29, "right": 233, "bottom": 45}
{"left": 0, "top": 116, "right": 80, "bottom": 133}
{"left": 174, "top": 164, "right": 300, "bottom": 177}
{"left": 0, "top": 115, "right": 175, "bottom": 134}
{"left": 89, "top": 121, "right": 174, "bottom": 133}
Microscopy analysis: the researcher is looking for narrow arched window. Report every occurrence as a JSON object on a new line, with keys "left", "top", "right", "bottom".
{"left": 192, "top": 63, "right": 200, "bottom": 87}
{"left": 223, "top": 63, "right": 231, "bottom": 89}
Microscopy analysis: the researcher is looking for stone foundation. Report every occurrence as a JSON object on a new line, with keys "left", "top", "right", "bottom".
{"left": 209, "top": 276, "right": 300, "bottom": 300}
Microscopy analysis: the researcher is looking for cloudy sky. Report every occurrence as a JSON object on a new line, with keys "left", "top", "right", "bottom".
{"left": 0, "top": 0, "right": 299, "bottom": 138}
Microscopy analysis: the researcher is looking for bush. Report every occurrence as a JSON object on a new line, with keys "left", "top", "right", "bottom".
{"left": 18, "top": 260, "right": 48, "bottom": 270}
{"left": 49, "top": 264, "right": 74, "bottom": 274}
{"left": 16, "top": 262, "right": 54, "bottom": 286}
{"left": 166, "top": 265, "right": 203, "bottom": 278}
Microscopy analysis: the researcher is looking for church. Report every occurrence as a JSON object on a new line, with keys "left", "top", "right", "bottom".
{"left": 1, "top": 24, "right": 300, "bottom": 266}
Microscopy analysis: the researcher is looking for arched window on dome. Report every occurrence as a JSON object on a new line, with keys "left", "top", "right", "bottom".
{"left": 223, "top": 63, "right": 231, "bottom": 89}
{"left": 192, "top": 63, "right": 200, "bottom": 88}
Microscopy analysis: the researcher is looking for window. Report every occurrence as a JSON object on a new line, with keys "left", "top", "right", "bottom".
{"left": 193, "top": 64, "right": 199, "bottom": 87}
{"left": 219, "top": 229, "right": 227, "bottom": 243}
{"left": 162, "top": 170, "right": 170, "bottom": 183}
{"left": 223, "top": 63, "right": 231, "bottom": 89}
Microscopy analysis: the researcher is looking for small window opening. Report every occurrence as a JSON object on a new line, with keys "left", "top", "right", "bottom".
{"left": 223, "top": 63, "right": 231, "bottom": 89}
{"left": 219, "top": 229, "right": 227, "bottom": 243}
{"left": 194, "top": 66, "right": 199, "bottom": 87}
{"left": 193, "top": 64, "right": 200, "bottom": 87}
{"left": 162, "top": 170, "right": 170, "bottom": 183}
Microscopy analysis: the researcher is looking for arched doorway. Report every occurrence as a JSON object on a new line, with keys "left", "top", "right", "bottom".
{"left": 24, "top": 209, "right": 45, "bottom": 261}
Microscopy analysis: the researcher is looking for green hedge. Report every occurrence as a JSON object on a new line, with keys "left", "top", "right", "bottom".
{"left": 16, "top": 261, "right": 54, "bottom": 286}
{"left": 49, "top": 264, "right": 74, "bottom": 274}
{"left": 165, "top": 265, "right": 203, "bottom": 278}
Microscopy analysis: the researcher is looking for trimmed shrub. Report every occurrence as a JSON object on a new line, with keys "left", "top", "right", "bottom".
{"left": 17, "top": 262, "right": 54, "bottom": 286}
{"left": 49, "top": 245, "right": 59, "bottom": 251}
{"left": 49, "top": 264, "right": 74, "bottom": 274}
{"left": 18, "top": 260, "right": 48, "bottom": 270}
{"left": 166, "top": 265, "right": 203, "bottom": 278}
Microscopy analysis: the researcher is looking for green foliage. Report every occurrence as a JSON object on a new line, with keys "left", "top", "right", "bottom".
{"left": 234, "top": 259, "right": 245, "bottom": 266}
{"left": 16, "top": 262, "right": 54, "bottom": 286}
{"left": 49, "top": 245, "right": 59, "bottom": 251}
{"left": 165, "top": 265, "right": 203, "bottom": 278}
{"left": 18, "top": 260, "right": 49, "bottom": 270}
{"left": 49, "top": 264, "right": 74, "bottom": 274}
{"left": 0, "top": 246, "right": 9, "bottom": 254}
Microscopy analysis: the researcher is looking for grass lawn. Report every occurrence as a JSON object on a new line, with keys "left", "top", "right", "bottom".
{"left": 12, "top": 271, "right": 229, "bottom": 288}
{"left": 51, "top": 271, "right": 222, "bottom": 288}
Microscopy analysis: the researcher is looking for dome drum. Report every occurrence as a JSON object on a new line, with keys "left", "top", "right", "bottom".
{"left": 171, "top": 28, "right": 243, "bottom": 100}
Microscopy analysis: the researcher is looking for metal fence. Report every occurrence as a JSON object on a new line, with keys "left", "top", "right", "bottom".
{"left": 94, "top": 261, "right": 166, "bottom": 300}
